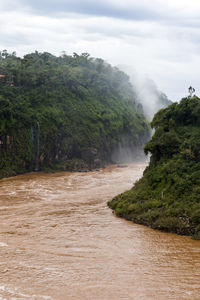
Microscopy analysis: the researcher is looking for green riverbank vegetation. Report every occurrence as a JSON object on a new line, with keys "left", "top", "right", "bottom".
{"left": 108, "top": 96, "right": 200, "bottom": 239}
{"left": 0, "top": 50, "right": 150, "bottom": 178}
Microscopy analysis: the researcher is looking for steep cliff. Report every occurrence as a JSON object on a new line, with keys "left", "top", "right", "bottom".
{"left": 0, "top": 51, "right": 150, "bottom": 178}
{"left": 108, "top": 96, "right": 200, "bottom": 239}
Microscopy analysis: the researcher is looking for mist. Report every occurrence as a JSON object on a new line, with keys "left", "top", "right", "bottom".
{"left": 111, "top": 144, "right": 148, "bottom": 164}
{"left": 118, "top": 65, "right": 172, "bottom": 121}
{"left": 110, "top": 65, "right": 172, "bottom": 164}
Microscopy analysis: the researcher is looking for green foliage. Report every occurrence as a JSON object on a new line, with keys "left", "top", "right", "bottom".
{"left": 0, "top": 50, "right": 150, "bottom": 178}
{"left": 109, "top": 96, "right": 200, "bottom": 237}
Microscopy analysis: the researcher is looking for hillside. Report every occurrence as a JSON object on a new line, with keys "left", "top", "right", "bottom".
{"left": 0, "top": 50, "right": 150, "bottom": 178}
{"left": 108, "top": 96, "right": 200, "bottom": 239}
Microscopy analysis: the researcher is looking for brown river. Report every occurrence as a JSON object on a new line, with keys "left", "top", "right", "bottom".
{"left": 0, "top": 163, "right": 199, "bottom": 300}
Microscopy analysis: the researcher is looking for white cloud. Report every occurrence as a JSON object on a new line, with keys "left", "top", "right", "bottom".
{"left": 0, "top": 0, "right": 199, "bottom": 100}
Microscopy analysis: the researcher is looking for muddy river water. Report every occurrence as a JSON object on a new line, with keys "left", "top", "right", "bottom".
{"left": 0, "top": 163, "right": 199, "bottom": 299}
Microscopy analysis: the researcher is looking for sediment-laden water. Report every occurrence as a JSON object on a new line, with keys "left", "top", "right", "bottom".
{"left": 0, "top": 163, "right": 199, "bottom": 299}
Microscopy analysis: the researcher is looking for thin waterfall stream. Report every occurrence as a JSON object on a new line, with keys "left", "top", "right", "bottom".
{"left": 31, "top": 121, "right": 40, "bottom": 172}
{"left": 35, "top": 121, "right": 40, "bottom": 171}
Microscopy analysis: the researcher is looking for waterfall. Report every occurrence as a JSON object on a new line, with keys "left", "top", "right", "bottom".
{"left": 31, "top": 125, "right": 35, "bottom": 169}
{"left": 35, "top": 121, "right": 40, "bottom": 171}
{"left": 31, "top": 125, "right": 34, "bottom": 154}
{"left": 31, "top": 122, "right": 40, "bottom": 171}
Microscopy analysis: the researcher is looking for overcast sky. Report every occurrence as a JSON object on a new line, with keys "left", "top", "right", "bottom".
{"left": 0, "top": 0, "right": 199, "bottom": 100}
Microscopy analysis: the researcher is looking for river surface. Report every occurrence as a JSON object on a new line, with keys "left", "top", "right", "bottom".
{"left": 0, "top": 163, "right": 199, "bottom": 300}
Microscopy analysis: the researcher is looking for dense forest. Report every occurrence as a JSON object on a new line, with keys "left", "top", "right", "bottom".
{"left": 108, "top": 96, "right": 200, "bottom": 239}
{"left": 0, "top": 50, "right": 150, "bottom": 178}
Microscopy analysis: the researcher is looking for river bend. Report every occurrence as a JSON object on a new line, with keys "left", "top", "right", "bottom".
{"left": 0, "top": 163, "right": 199, "bottom": 299}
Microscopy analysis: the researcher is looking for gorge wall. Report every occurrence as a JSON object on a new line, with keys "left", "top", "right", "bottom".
{"left": 0, "top": 51, "right": 150, "bottom": 178}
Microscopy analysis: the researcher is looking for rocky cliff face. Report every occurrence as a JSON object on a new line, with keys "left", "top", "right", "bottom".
{"left": 0, "top": 51, "right": 150, "bottom": 178}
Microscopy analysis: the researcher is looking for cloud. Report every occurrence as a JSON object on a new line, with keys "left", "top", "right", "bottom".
{"left": 2, "top": 0, "right": 200, "bottom": 22}
{"left": 0, "top": 0, "right": 200, "bottom": 100}
{"left": 5, "top": 0, "right": 162, "bottom": 20}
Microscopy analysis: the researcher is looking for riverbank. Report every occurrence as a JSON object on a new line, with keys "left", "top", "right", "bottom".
{"left": 0, "top": 51, "right": 150, "bottom": 182}
{"left": 108, "top": 97, "right": 200, "bottom": 240}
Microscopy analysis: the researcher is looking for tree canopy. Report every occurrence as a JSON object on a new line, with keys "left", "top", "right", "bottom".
{"left": 108, "top": 96, "right": 200, "bottom": 239}
{"left": 0, "top": 51, "right": 150, "bottom": 178}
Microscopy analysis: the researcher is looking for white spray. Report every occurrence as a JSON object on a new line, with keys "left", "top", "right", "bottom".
{"left": 118, "top": 65, "right": 172, "bottom": 121}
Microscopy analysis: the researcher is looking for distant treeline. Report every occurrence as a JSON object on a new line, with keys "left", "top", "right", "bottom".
{"left": 0, "top": 50, "right": 150, "bottom": 178}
